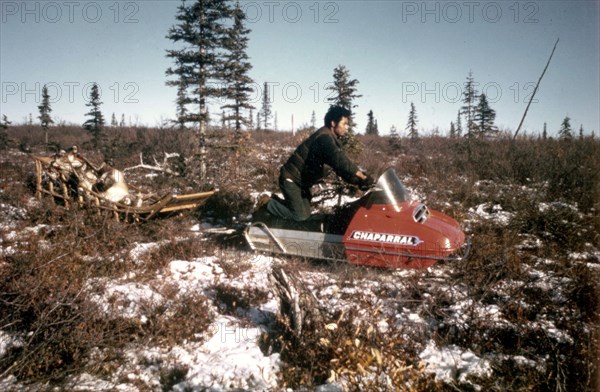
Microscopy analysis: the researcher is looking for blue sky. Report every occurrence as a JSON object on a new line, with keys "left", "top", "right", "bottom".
{"left": 1, "top": 0, "right": 598, "bottom": 136}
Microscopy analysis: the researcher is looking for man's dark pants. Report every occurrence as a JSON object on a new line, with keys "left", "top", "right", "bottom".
{"left": 266, "top": 176, "right": 311, "bottom": 221}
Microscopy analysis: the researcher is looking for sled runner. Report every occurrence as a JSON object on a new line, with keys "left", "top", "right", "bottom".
{"left": 245, "top": 168, "right": 470, "bottom": 269}
{"left": 31, "top": 150, "right": 214, "bottom": 221}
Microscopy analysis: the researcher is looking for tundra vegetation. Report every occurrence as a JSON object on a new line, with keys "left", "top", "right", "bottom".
{"left": 0, "top": 124, "right": 598, "bottom": 391}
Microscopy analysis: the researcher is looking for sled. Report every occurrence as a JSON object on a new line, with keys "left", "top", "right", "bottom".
{"left": 31, "top": 151, "right": 214, "bottom": 221}
{"left": 244, "top": 168, "right": 470, "bottom": 269}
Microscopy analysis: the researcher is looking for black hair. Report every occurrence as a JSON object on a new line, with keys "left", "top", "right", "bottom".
{"left": 324, "top": 106, "right": 351, "bottom": 128}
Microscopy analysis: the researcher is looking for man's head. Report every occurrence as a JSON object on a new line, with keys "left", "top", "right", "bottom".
{"left": 324, "top": 106, "right": 351, "bottom": 137}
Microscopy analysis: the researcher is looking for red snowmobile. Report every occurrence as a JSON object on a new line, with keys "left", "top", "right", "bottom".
{"left": 244, "top": 168, "right": 469, "bottom": 268}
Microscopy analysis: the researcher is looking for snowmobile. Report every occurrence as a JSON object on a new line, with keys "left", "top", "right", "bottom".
{"left": 244, "top": 168, "right": 469, "bottom": 269}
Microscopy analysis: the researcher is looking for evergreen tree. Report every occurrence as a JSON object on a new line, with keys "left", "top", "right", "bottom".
{"left": 456, "top": 110, "right": 462, "bottom": 137}
{"left": 82, "top": 83, "right": 105, "bottom": 146}
{"left": 256, "top": 112, "right": 261, "bottom": 130}
{"left": 474, "top": 93, "right": 497, "bottom": 137}
{"left": 38, "top": 85, "right": 54, "bottom": 129}
{"left": 120, "top": 114, "right": 126, "bottom": 127}
{"left": 310, "top": 110, "right": 317, "bottom": 130}
{"left": 260, "top": 82, "right": 272, "bottom": 129}
{"left": 111, "top": 113, "right": 118, "bottom": 127}
{"left": 449, "top": 121, "right": 456, "bottom": 138}
{"left": 274, "top": 112, "right": 278, "bottom": 131}
{"left": 248, "top": 108, "right": 254, "bottom": 129}
{"left": 0, "top": 115, "right": 10, "bottom": 149}
{"left": 579, "top": 125, "right": 584, "bottom": 139}
{"left": 389, "top": 125, "right": 401, "bottom": 150}
{"left": 1, "top": 115, "right": 11, "bottom": 129}
{"left": 365, "top": 110, "right": 378, "bottom": 135}
{"left": 221, "top": 1, "right": 254, "bottom": 137}
{"left": 542, "top": 122, "right": 547, "bottom": 139}
{"left": 38, "top": 84, "right": 54, "bottom": 147}
{"left": 165, "top": 0, "right": 232, "bottom": 179}
{"left": 174, "top": 77, "right": 189, "bottom": 129}
{"left": 406, "top": 102, "right": 418, "bottom": 139}
{"left": 326, "top": 65, "right": 362, "bottom": 132}
{"left": 460, "top": 71, "right": 478, "bottom": 138}
{"left": 558, "top": 116, "right": 572, "bottom": 139}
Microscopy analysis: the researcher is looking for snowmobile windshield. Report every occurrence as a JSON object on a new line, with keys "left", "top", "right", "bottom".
{"left": 366, "top": 168, "right": 410, "bottom": 211}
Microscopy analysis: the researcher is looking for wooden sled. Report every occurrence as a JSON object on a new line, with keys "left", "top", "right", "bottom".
{"left": 31, "top": 151, "right": 214, "bottom": 222}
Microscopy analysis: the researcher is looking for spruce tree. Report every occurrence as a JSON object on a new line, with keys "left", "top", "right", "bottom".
{"left": 389, "top": 125, "right": 401, "bottom": 150}
{"left": 406, "top": 102, "right": 418, "bottom": 139}
{"left": 542, "top": 122, "right": 547, "bottom": 139}
{"left": 82, "top": 83, "right": 105, "bottom": 147}
{"left": 449, "top": 121, "right": 456, "bottom": 138}
{"left": 260, "top": 82, "right": 272, "bottom": 129}
{"left": 326, "top": 65, "right": 362, "bottom": 132}
{"left": 0, "top": 115, "right": 10, "bottom": 149}
{"left": 175, "top": 78, "right": 189, "bottom": 129}
{"left": 38, "top": 85, "right": 54, "bottom": 128}
{"left": 461, "top": 71, "right": 478, "bottom": 138}
{"left": 456, "top": 110, "right": 462, "bottom": 137}
{"left": 165, "top": 0, "right": 231, "bottom": 179}
{"left": 120, "top": 114, "right": 126, "bottom": 127}
{"left": 111, "top": 113, "right": 118, "bottom": 127}
{"left": 326, "top": 65, "right": 363, "bottom": 153}
{"left": 579, "top": 125, "right": 584, "bottom": 139}
{"left": 558, "top": 116, "right": 572, "bottom": 140}
{"left": 310, "top": 110, "right": 317, "bottom": 130}
{"left": 1, "top": 115, "right": 11, "bottom": 129}
{"left": 38, "top": 84, "right": 54, "bottom": 146}
{"left": 365, "top": 110, "right": 378, "bottom": 136}
{"left": 474, "top": 93, "right": 497, "bottom": 137}
{"left": 221, "top": 1, "right": 254, "bottom": 138}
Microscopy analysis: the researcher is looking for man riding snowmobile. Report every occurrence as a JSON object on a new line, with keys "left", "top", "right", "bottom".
{"left": 258, "top": 106, "right": 373, "bottom": 222}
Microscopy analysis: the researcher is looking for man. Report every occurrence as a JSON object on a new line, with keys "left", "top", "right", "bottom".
{"left": 263, "top": 106, "right": 372, "bottom": 221}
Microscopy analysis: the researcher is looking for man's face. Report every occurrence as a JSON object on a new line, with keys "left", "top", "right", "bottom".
{"left": 332, "top": 116, "right": 349, "bottom": 137}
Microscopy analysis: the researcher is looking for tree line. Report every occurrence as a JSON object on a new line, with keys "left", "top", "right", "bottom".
{"left": 1, "top": 0, "right": 593, "bottom": 161}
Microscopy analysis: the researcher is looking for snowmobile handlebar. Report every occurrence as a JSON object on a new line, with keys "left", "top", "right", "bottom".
{"left": 357, "top": 174, "right": 375, "bottom": 191}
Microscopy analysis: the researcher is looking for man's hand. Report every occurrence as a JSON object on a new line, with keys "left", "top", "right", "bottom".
{"left": 355, "top": 170, "right": 367, "bottom": 181}
{"left": 358, "top": 174, "right": 374, "bottom": 191}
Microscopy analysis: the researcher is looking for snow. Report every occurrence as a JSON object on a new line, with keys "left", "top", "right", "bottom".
{"left": 419, "top": 340, "right": 492, "bottom": 387}
{"left": 88, "top": 280, "right": 165, "bottom": 320}
{"left": 0, "top": 331, "right": 23, "bottom": 358}
{"left": 467, "top": 203, "right": 513, "bottom": 226}
{"left": 70, "top": 253, "right": 281, "bottom": 391}
{"left": 170, "top": 316, "right": 280, "bottom": 391}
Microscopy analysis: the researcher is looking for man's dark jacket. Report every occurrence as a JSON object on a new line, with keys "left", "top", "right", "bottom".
{"left": 280, "top": 126, "right": 360, "bottom": 188}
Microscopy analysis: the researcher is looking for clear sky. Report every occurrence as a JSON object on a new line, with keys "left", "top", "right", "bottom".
{"left": 1, "top": 0, "right": 598, "bottom": 137}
